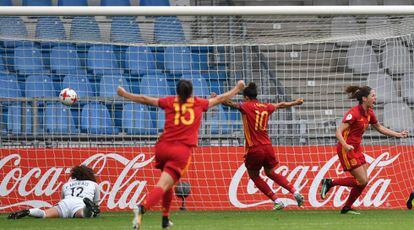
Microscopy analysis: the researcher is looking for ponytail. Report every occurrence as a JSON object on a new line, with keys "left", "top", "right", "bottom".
{"left": 176, "top": 79, "right": 193, "bottom": 104}
{"left": 345, "top": 86, "right": 371, "bottom": 104}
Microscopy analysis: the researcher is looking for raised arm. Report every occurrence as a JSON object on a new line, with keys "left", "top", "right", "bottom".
{"left": 117, "top": 86, "right": 159, "bottom": 107}
{"left": 271, "top": 98, "right": 304, "bottom": 109}
{"left": 372, "top": 123, "right": 409, "bottom": 138}
{"left": 208, "top": 80, "right": 245, "bottom": 108}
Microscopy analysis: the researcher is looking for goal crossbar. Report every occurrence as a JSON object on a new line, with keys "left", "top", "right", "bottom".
{"left": 1, "top": 6, "right": 414, "bottom": 16}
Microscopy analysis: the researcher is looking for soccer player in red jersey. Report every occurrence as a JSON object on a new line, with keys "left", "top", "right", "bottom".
{"left": 320, "top": 86, "right": 408, "bottom": 214}
{"left": 117, "top": 79, "right": 245, "bottom": 230}
{"left": 221, "top": 82, "right": 305, "bottom": 210}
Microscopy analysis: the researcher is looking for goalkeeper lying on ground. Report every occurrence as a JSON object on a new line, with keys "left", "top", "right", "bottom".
{"left": 8, "top": 165, "right": 100, "bottom": 219}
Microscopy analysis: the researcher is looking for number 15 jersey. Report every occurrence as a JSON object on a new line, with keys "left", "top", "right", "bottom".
{"left": 158, "top": 96, "right": 209, "bottom": 147}
{"left": 239, "top": 100, "right": 276, "bottom": 148}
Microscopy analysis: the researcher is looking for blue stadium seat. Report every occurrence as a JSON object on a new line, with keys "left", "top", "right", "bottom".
{"left": 380, "top": 41, "right": 411, "bottom": 75}
{"left": 23, "top": 0, "right": 52, "bottom": 6}
{"left": 207, "top": 105, "right": 230, "bottom": 135}
{"left": 50, "top": 44, "right": 83, "bottom": 75}
{"left": 0, "top": 0, "right": 12, "bottom": 6}
{"left": 81, "top": 102, "right": 118, "bottom": 134}
{"left": 35, "top": 17, "right": 66, "bottom": 47}
{"left": 125, "top": 46, "right": 157, "bottom": 76}
{"left": 110, "top": 16, "right": 144, "bottom": 43}
{"left": 0, "top": 74, "right": 22, "bottom": 100}
{"left": 0, "top": 17, "right": 28, "bottom": 48}
{"left": 0, "top": 52, "right": 6, "bottom": 73}
{"left": 164, "top": 46, "right": 193, "bottom": 75}
{"left": 122, "top": 102, "right": 155, "bottom": 135}
{"left": 58, "top": 0, "right": 88, "bottom": 6}
{"left": 99, "top": 75, "right": 129, "bottom": 98}
{"left": 14, "top": 44, "right": 47, "bottom": 75}
{"left": 154, "top": 108, "right": 165, "bottom": 132}
{"left": 70, "top": 16, "right": 101, "bottom": 43}
{"left": 102, "top": 0, "right": 131, "bottom": 6}
{"left": 139, "top": 73, "right": 170, "bottom": 97}
{"left": 25, "top": 75, "right": 55, "bottom": 98}
{"left": 44, "top": 102, "right": 78, "bottom": 134}
{"left": 7, "top": 103, "right": 33, "bottom": 135}
{"left": 349, "top": 0, "right": 377, "bottom": 5}
{"left": 154, "top": 16, "right": 185, "bottom": 43}
{"left": 62, "top": 75, "right": 94, "bottom": 99}
{"left": 140, "top": 0, "right": 170, "bottom": 6}
{"left": 181, "top": 74, "right": 209, "bottom": 97}
{"left": 87, "top": 45, "right": 122, "bottom": 75}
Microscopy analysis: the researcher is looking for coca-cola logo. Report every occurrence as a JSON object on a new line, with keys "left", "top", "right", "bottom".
{"left": 229, "top": 152, "right": 399, "bottom": 208}
{"left": 0, "top": 152, "right": 154, "bottom": 210}
{"left": 0, "top": 148, "right": 404, "bottom": 211}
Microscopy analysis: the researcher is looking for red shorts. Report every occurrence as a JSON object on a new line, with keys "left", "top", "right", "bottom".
{"left": 154, "top": 141, "right": 192, "bottom": 182}
{"left": 244, "top": 144, "right": 279, "bottom": 171}
{"left": 337, "top": 144, "right": 366, "bottom": 171}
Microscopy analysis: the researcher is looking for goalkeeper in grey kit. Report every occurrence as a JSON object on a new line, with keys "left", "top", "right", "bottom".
{"left": 8, "top": 165, "right": 100, "bottom": 219}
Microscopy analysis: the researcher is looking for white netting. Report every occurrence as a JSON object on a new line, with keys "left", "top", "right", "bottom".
{"left": 0, "top": 12, "right": 414, "bottom": 212}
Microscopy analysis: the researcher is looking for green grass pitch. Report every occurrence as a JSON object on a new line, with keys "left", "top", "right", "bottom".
{"left": 1, "top": 210, "right": 413, "bottom": 230}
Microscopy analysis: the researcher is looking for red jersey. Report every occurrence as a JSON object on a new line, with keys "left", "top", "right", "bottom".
{"left": 239, "top": 100, "right": 276, "bottom": 147}
{"left": 158, "top": 96, "right": 209, "bottom": 146}
{"left": 339, "top": 104, "right": 378, "bottom": 146}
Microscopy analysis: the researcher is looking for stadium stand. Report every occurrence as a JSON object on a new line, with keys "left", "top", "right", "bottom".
{"left": 154, "top": 16, "right": 185, "bottom": 43}
{"left": 101, "top": 0, "right": 131, "bottom": 6}
{"left": 87, "top": 45, "right": 121, "bottom": 76}
{"left": 7, "top": 103, "right": 33, "bottom": 135}
{"left": 346, "top": 41, "right": 379, "bottom": 74}
{"left": 110, "top": 16, "right": 144, "bottom": 44}
{"left": 44, "top": 102, "right": 78, "bottom": 134}
{"left": 0, "top": 0, "right": 12, "bottom": 6}
{"left": 125, "top": 46, "right": 157, "bottom": 76}
{"left": 81, "top": 102, "right": 118, "bottom": 134}
{"left": 22, "top": 0, "right": 52, "bottom": 6}
{"left": 0, "top": 16, "right": 28, "bottom": 48}
{"left": 70, "top": 16, "right": 102, "bottom": 43}
{"left": 380, "top": 41, "right": 412, "bottom": 75}
{"left": 14, "top": 44, "right": 47, "bottom": 75}
{"left": 140, "top": 0, "right": 170, "bottom": 6}
{"left": 50, "top": 44, "right": 84, "bottom": 75}
{"left": 58, "top": 0, "right": 88, "bottom": 6}
{"left": 62, "top": 75, "right": 94, "bottom": 98}
{"left": 122, "top": 102, "right": 155, "bottom": 135}
{"left": 383, "top": 102, "right": 414, "bottom": 131}
{"left": 35, "top": 17, "right": 66, "bottom": 48}
{"left": 367, "top": 72, "right": 399, "bottom": 104}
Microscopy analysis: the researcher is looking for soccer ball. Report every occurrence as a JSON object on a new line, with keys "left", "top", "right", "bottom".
{"left": 59, "top": 88, "right": 78, "bottom": 106}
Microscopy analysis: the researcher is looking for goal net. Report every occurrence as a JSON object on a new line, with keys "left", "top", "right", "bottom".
{"left": 1, "top": 7, "right": 414, "bottom": 212}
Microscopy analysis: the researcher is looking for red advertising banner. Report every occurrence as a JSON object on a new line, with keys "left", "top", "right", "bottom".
{"left": 1, "top": 145, "right": 413, "bottom": 212}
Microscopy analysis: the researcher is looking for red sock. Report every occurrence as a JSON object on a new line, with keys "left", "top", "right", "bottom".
{"left": 162, "top": 189, "right": 173, "bottom": 217}
{"left": 266, "top": 171, "right": 295, "bottom": 194}
{"left": 143, "top": 186, "right": 165, "bottom": 210}
{"left": 332, "top": 177, "right": 359, "bottom": 187}
{"left": 344, "top": 185, "right": 366, "bottom": 208}
{"left": 251, "top": 177, "right": 277, "bottom": 201}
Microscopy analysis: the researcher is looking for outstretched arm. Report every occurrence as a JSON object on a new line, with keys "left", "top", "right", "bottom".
{"left": 117, "top": 86, "right": 159, "bottom": 107}
{"left": 208, "top": 80, "right": 245, "bottom": 108}
{"left": 222, "top": 99, "right": 240, "bottom": 109}
{"left": 210, "top": 92, "right": 240, "bottom": 109}
{"left": 372, "top": 123, "right": 409, "bottom": 138}
{"left": 272, "top": 98, "right": 304, "bottom": 109}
